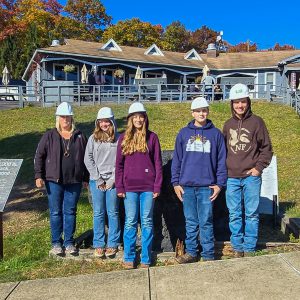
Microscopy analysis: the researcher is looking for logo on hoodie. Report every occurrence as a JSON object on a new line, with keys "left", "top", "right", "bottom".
{"left": 186, "top": 134, "right": 211, "bottom": 153}
{"left": 229, "top": 128, "right": 251, "bottom": 154}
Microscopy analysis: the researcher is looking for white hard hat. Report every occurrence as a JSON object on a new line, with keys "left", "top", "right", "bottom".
{"left": 97, "top": 107, "right": 114, "bottom": 119}
{"left": 191, "top": 97, "right": 209, "bottom": 110}
{"left": 55, "top": 102, "right": 73, "bottom": 116}
{"left": 229, "top": 83, "right": 249, "bottom": 100}
{"left": 128, "top": 102, "right": 146, "bottom": 115}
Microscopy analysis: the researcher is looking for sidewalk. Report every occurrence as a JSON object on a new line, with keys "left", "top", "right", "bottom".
{"left": 1, "top": 251, "right": 300, "bottom": 300}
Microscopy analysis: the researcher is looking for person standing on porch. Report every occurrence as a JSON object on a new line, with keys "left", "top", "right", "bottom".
{"left": 201, "top": 70, "right": 216, "bottom": 101}
{"left": 84, "top": 107, "right": 121, "bottom": 259}
{"left": 223, "top": 83, "right": 273, "bottom": 258}
{"left": 34, "top": 102, "right": 89, "bottom": 257}
{"left": 115, "top": 102, "right": 162, "bottom": 269}
{"left": 171, "top": 97, "right": 227, "bottom": 263}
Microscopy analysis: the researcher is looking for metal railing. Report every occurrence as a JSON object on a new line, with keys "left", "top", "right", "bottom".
{"left": 0, "top": 83, "right": 299, "bottom": 116}
{"left": 286, "top": 89, "right": 300, "bottom": 115}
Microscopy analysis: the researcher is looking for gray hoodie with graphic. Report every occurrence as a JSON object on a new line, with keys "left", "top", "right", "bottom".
{"left": 84, "top": 117, "right": 119, "bottom": 188}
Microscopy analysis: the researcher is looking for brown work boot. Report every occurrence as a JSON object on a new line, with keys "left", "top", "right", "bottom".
{"left": 140, "top": 263, "right": 150, "bottom": 269}
{"left": 94, "top": 248, "right": 105, "bottom": 258}
{"left": 123, "top": 261, "right": 135, "bottom": 270}
{"left": 105, "top": 247, "right": 118, "bottom": 258}
{"left": 233, "top": 251, "right": 244, "bottom": 258}
{"left": 175, "top": 253, "right": 197, "bottom": 264}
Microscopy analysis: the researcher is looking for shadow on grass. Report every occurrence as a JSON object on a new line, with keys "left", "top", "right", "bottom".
{"left": 280, "top": 201, "right": 297, "bottom": 214}
{"left": 0, "top": 116, "right": 128, "bottom": 188}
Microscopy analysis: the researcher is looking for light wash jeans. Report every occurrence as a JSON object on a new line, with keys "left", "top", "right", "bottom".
{"left": 183, "top": 186, "right": 214, "bottom": 260}
{"left": 226, "top": 176, "right": 262, "bottom": 252}
{"left": 89, "top": 180, "right": 120, "bottom": 248}
{"left": 45, "top": 181, "right": 82, "bottom": 247}
{"left": 123, "top": 192, "right": 154, "bottom": 265}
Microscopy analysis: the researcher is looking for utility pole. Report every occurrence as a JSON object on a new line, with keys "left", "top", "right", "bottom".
{"left": 247, "top": 39, "right": 250, "bottom": 52}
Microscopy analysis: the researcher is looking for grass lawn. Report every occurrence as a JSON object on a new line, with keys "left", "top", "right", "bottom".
{"left": 0, "top": 101, "right": 299, "bottom": 282}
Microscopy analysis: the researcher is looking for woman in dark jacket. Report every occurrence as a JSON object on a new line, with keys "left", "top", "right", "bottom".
{"left": 34, "top": 102, "right": 88, "bottom": 256}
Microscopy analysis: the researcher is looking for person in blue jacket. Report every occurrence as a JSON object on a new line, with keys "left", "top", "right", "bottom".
{"left": 171, "top": 97, "right": 227, "bottom": 263}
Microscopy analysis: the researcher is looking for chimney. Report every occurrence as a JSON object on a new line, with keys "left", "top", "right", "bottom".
{"left": 206, "top": 43, "right": 218, "bottom": 58}
{"left": 50, "top": 40, "right": 60, "bottom": 47}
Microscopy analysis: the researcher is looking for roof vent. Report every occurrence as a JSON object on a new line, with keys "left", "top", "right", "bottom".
{"left": 50, "top": 40, "right": 60, "bottom": 47}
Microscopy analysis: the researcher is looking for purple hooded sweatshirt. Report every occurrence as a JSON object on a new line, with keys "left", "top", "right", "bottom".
{"left": 115, "top": 115, "right": 163, "bottom": 194}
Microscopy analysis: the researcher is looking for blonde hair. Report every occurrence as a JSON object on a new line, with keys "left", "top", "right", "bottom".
{"left": 121, "top": 115, "right": 148, "bottom": 155}
{"left": 93, "top": 120, "right": 115, "bottom": 142}
{"left": 55, "top": 116, "right": 75, "bottom": 133}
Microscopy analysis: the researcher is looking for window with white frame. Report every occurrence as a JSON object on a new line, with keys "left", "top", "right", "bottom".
{"left": 100, "top": 39, "right": 122, "bottom": 52}
{"left": 184, "top": 49, "right": 202, "bottom": 61}
{"left": 265, "top": 72, "right": 275, "bottom": 91}
{"left": 144, "top": 44, "right": 164, "bottom": 56}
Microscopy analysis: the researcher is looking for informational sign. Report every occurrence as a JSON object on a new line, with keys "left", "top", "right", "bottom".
{"left": 291, "top": 72, "right": 296, "bottom": 91}
{"left": 0, "top": 159, "right": 23, "bottom": 212}
{"left": 259, "top": 156, "right": 278, "bottom": 214}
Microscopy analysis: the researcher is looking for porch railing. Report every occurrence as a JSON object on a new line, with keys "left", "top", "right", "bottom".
{"left": 0, "top": 83, "right": 299, "bottom": 116}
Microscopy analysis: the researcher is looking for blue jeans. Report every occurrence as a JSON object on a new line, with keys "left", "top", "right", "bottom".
{"left": 123, "top": 192, "right": 154, "bottom": 265}
{"left": 182, "top": 186, "right": 214, "bottom": 260}
{"left": 205, "top": 87, "right": 213, "bottom": 101}
{"left": 226, "top": 176, "right": 262, "bottom": 252}
{"left": 45, "top": 181, "right": 82, "bottom": 247}
{"left": 89, "top": 180, "right": 120, "bottom": 248}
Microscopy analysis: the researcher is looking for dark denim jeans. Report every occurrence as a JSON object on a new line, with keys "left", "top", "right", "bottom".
{"left": 45, "top": 181, "right": 82, "bottom": 247}
{"left": 182, "top": 186, "right": 214, "bottom": 260}
{"left": 89, "top": 180, "right": 120, "bottom": 248}
{"left": 226, "top": 176, "right": 262, "bottom": 252}
{"left": 123, "top": 192, "right": 154, "bottom": 265}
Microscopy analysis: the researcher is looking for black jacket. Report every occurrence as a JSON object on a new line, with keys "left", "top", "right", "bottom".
{"left": 34, "top": 128, "right": 89, "bottom": 183}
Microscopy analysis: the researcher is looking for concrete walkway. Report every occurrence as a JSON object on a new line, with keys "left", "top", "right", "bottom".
{"left": 1, "top": 251, "right": 300, "bottom": 300}
{"left": 0, "top": 100, "right": 19, "bottom": 111}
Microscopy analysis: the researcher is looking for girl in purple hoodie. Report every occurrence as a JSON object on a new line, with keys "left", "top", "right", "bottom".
{"left": 116, "top": 102, "right": 162, "bottom": 269}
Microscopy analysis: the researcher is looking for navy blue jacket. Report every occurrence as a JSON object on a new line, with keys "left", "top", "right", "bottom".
{"left": 171, "top": 119, "right": 227, "bottom": 188}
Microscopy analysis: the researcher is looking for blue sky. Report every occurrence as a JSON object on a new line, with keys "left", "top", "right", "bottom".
{"left": 60, "top": 0, "right": 300, "bottom": 50}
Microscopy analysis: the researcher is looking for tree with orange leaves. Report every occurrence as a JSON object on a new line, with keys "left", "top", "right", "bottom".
{"left": 269, "top": 43, "right": 295, "bottom": 51}
{"left": 228, "top": 41, "right": 258, "bottom": 52}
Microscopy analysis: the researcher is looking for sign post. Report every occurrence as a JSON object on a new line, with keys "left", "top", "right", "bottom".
{"left": 259, "top": 156, "right": 279, "bottom": 219}
{"left": 0, "top": 159, "right": 23, "bottom": 259}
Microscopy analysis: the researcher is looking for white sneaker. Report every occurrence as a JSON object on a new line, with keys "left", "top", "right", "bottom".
{"left": 65, "top": 245, "right": 79, "bottom": 256}
{"left": 49, "top": 245, "right": 63, "bottom": 257}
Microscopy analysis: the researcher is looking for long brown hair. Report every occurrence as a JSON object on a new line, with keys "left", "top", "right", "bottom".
{"left": 93, "top": 119, "right": 115, "bottom": 142}
{"left": 121, "top": 115, "right": 148, "bottom": 155}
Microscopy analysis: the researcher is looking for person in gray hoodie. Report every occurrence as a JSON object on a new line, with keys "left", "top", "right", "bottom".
{"left": 84, "top": 107, "right": 120, "bottom": 258}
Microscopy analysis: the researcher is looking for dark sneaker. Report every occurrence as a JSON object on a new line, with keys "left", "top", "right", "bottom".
{"left": 233, "top": 251, "right": 244, "bottom": 258}
{"left": 49, "top": 245, "right": 63, "bottom": 257}
{"left": 123, "top": 261, "right": 135, "bottom": 270}
{"left": 105, "top": 247, "right": 118, "bottom": 258}
{"left": 65, "top": 245, "right": 79, "bottom": 256}
{"left": 94, "top": 248, "right": 105, "bottom": 258}
{"left": 175, "top": 253, "right": 197, "bottom": 264}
